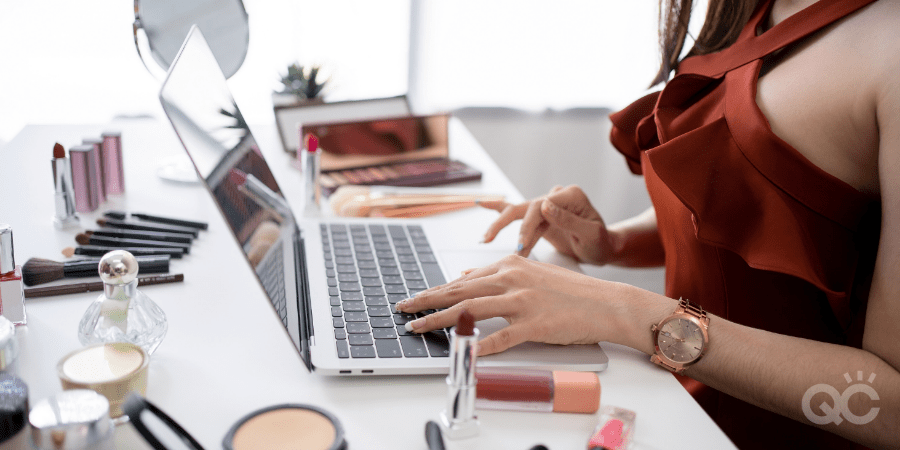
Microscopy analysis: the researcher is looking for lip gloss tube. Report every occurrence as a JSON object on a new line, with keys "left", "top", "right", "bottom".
{"left": 101, "top": 131, "right": 125, "bottom": 194}
{"left": 70, "top": 144, "right": 103, "bottom": 213}
{"left": 474, "top": 368, "right": 601, "bottom": 414}
{"left": 440, "top": 310, "right": 479, "bottom": 439}
{"left": 83, "top": 138, "right": 107, "bottom": 203}
{"left": 587, "top": 406, "right": 635, "bottom": 450}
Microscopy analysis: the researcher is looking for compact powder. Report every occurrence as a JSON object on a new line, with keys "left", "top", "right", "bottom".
{"left": 231, "top": 408, "right": 337, "bottom": 450}
{"left": 62, "top": 343, "right": 144, "bottom": 383}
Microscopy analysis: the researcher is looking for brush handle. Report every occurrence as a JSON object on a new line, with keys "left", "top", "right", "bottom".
{"left": 24, "top": 274, "right": 184, "bottom": 298}
{"left": 62, "top": 256, "right": 171, "bottom": 278}
{"left": 105, "top": 211, "right": 208, "bottom": 230}
{"left": 90, "top": 228, "right": 194, "bottom": 244}
{"left": 83, "top": 235, "right": 191, "bottom": 253}
{"left": 74, "top": 246, "right": 184, "bottom": 259}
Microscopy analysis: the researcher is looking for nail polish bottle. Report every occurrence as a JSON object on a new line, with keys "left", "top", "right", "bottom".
{"left": 587, "top": 406, "right": 636, "bottom": 450}
{"left": 0, "top": 225, "right": 26, "bottom": 326}
{"left": 78, "top": 250, "right": 167, "bottom": 355}
{"left": 303, "top": 133, "right": 321, "bottom": 216}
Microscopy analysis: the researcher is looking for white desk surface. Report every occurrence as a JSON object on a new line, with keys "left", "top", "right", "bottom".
{"left": 0, "top": 119, "right": 735, "bottom": 450}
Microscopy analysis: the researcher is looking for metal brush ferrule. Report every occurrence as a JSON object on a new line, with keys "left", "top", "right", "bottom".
{"left": 440, "top": 327, "right": 480, "bottom": 439}
{"left": 52, "top": 157, "right": 80, "bottom": 228}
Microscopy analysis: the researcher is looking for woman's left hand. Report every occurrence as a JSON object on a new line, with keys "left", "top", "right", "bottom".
{"left": 394, "top": 255, "right": 635, "bottom": 356}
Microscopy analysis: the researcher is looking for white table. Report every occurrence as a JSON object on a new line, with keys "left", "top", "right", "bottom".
{"left": 1, "top": 119, "right": 736, "bottom": 449}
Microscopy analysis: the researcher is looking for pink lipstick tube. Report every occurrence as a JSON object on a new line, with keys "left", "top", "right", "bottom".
{"left": 474, "top": 368, "right": 601, "bottom": 414}
{"left": 82, "top": 138, "right": 107, "bottom": 202}
{"left": 69, "top": 144, "right": 103, "bottom": 213}
{"left": 101, "top": 131, "right": 125, "bottom": 194}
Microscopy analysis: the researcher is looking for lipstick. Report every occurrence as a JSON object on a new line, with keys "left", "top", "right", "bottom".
{"left": 474, "top": 368, "right": 600, "bottom": 414}
{"left": 95, "top": 218, "right": 199, "bottom": 237}
{"left": 75, "top": 233, "right": 191, "bottom": 254}
{"left": 51, "top": 143, "right": 80, "bottom": 228}
{"left": 440, "top": 310, "right": 479, "bottom": 439}
{"left": 303, "top": 133, "right": 321, "bottom": 214}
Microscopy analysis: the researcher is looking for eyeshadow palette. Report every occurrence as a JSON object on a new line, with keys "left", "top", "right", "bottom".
{"left": 319, "top": 158, "right": 482, "bottom": 196}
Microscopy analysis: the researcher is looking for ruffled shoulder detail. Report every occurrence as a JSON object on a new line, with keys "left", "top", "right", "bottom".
{"left": 609, "top": 91, "right": 659, "bottom": 175}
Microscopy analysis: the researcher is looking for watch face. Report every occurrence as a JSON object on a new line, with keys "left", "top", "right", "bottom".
{"left": 657, "top": 318, "right": 704, "bottom": 364}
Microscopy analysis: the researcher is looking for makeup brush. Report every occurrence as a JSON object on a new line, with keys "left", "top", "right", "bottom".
{"left": 75, "top": 232, "right": 191, "bottom": 254}
{"left": 22, "top": 255, "right": 171, "bottom": 286}
{"left": 86, "top": 228, "right": 194, "bottom": 244}
{"left": 25, "top": 274, "right": 184, "bottom": 298}
{"left": 104, "top": 211, "right": 208, "bottom": 230}
{"left": 63, "top": 246, "right": 184, "bottom": 259}
{"left": 96, "top": 218, "right": 199, "bottom": 237}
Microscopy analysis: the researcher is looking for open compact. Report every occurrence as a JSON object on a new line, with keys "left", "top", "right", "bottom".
{"left": 223, "top": 404, "right": 347, "bottom": 450}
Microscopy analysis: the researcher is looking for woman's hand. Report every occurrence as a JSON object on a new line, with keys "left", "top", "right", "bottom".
{"left": 395, "top": 255, "right": 640, "bottom": 356}
{"left": 479, "top": 185, "right": 614, "bottom": 265}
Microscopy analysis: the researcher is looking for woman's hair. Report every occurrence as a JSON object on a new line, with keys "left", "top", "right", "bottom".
{"left": 652, "top": 0, "right": 759, "bottom": 86}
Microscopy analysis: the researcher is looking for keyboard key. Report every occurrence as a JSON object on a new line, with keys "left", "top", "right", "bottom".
{"left": 336, "top": 340, "right": 350, "bottom": 358}
{"left": 359, "top": 268, "right": 380, "bottom": 278}
{"left": 356, "top": 253, "right": 375, "bottom": 261}
{"left": 349, "top": 334, "right": 374, "bottom": 346}
{"left": 373, "top": 328, "right": 399, "bottom": 339}
{"left": 361, "top": 278, "right": 382, "bottom": 287}
{"left": 355, "top": 244, "right": 373, "bottom": 252}
{"left": 334, "top": 329, "right": 347, "bottom": 340}
{"left": 374, "top": 243, "right": 392, "bottom": 251}
{"left": 358, "top": 260, "right": 377, "bottom": 269}
{"left": 335, "top": 256, "right": 354, "bottom": 265}
{"left": 368, "top": 306, "right": 392, "bottom": 317}
{"left": 346, "top": 323, "right": 371, "bottom": 334}
{"left": 421, "top": 263, "right": 446, "bottom": 287}
{"left": 387, "top": 294, "right": 407, "bottom": 304}
{"left": 395, "top": 246, "right": 413, "bottom": 255}
{"left": 339, "top": 282, "right": 361, "bottom": 292}
{"left": 330, "top": 296, "right": 341, "bottom": 306}
{"left": 406, "top": 280, "right": 428, "bottom": 290}
{"left": 375, "top": 339, "right": 403, "bottom": 358}
{"left": 378, "top": 258, "right": 397, "bottom": 267}
{"left": 400, "top": 263, "right": 419, "bottom": 271}
{"left": 381, "top": 266, "right": 400, "bottom": 276}
{"left": 333, "top": 318, "right": 344, "bottom": 328}
{"left": 388, "top": 225, "right": 405, "bottom": 237}
{"left": 376, "top": 250, "right": 395, "bottom": 258}
{"left": 338, "top": 273, "right": 359, "bottom": 282}
{"left": 327, "top": 278, "right": 337, "bottom": 287}
{"left": 344, "top": 312, "right": 369, "bottom": 322}
{"left": 397, "top": 325, "right": 415, "bottom": 336}
{"left": 363, "top": 287, "right": 385, "bottom": 296}
{"left": 402, "top": 271, "right": 423, "bottom": 280}
{"left": 393, "top": 313, "right": 415, "bottom": 325}
{"left": 332, "top": 240, "right": 351, "bottom": 248}
{"left": 408, "top": 289, "right": 425, "bottom": 297}
{"left": 368, "top": 224, "right": 386, "bottom": 234}
{"left": 350, "top": 345, "right": 376, "bottom": 358}
{"left": 399, "top": 336, "right": 428, "bottom": 357}
{"left": 328, "top": 287, "right": 339, "bottom": 296}
{"left": 325, "top": 260, "right": 334, "bottom": 269}
{"left": 386, "top": 285, "right": 408, "bottom": 295}
{"left": 365, "top": 296, "right": 388, "bottom": 306}
{"left": 423, "top": 331, "right": 450, "bottom": 357}
{"left": 370, "top": 317, "right": 394, "bottom": 328}
{"left": 326, "top": 269, "right": 335, "bottom": 277}
{"left": 382, "top": 276, "right": 404, "bottom": 285}
{"left": 398, "top": 254, "right": 417, "bottom": 263}
{"left": 323, "top": 252, "right": 332, "bottom": 261}
{"left": 418, "top": 253, "right": 437, "bottom": 263}
{"left": 331, "top": 307, "right": 343, "bottom": 317}
{"left": 340, "top": 292, "right": 364, "bottom": 301}
{"left": 341, "top": 301, "right": 366, "bottom": 312}
{"left": 336, "top": 264, "right": 356, "bottom": 273}
{"left": 334, "top": 248, "right": 353, "bottom": 256}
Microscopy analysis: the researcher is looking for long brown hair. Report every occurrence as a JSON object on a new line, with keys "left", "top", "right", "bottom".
{"left": 652, "top": 0, "right": 759, "bottom": 86}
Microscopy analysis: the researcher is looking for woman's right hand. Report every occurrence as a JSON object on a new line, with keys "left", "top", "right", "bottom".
{"left": 479, "top": 185, "right": 614, "bottom": 265}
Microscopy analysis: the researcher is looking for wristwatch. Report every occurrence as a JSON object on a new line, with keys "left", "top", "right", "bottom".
{"left": 650, "top": 298, "right": 709, "bottom": 374}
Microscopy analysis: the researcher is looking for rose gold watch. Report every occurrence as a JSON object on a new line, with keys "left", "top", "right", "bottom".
{"left": 650, "top": 298, "right": 709, "bottom": 374}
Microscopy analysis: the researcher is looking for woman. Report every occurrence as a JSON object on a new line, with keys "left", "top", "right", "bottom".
{"left": 396, "top": 0, "right": 899, "bottom": 448}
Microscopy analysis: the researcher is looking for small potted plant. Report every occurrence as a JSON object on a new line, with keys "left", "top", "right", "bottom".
{"left": 273, "top": 63, "right": 330, "bottom": 107}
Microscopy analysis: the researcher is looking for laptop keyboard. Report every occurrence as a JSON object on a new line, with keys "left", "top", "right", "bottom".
{"left": 320, "top": 223, "right": 449, "bottom": 359}
{"left": 257, "top": 240, "right": 288, "bottom": 327}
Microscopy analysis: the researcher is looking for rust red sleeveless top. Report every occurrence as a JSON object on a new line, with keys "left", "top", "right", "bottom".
{"left": 609, "top": 1, "right": 880, "bottom": 448}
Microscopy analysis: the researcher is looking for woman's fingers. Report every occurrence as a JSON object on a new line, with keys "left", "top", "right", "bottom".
{"left": 404, "top": 296, "right": 510, "bottom": 333}
{"left": 396, "top": 266, "right": 499, "bottom": 313}
{"left": 482, "top": 202, "right": 528, "bottom": 243}
{"left": 517, "top": 200, "right": 550, "bottom": 257}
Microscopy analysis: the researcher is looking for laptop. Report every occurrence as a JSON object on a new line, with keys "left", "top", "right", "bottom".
{"left": 159, "top": 26, "right": 608, "bottom": 375}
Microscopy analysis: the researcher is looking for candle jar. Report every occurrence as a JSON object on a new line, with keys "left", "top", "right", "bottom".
{"left": 77, "top": 250, "right": 167, "bottom": 355}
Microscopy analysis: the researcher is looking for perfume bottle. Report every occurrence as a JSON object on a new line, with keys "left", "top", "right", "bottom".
{"left": 0, "top": 225, "right": 26, "bottom": 326}
{"left": 78, "top": 250, "right": 167, "bottom": 355}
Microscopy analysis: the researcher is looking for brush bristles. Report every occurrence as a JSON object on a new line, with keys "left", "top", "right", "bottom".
{"left": 22, "top": 258, "right": 65, "bottom": 286}
{"left": 75, "top": 233, "right": 91, "bottom": 245}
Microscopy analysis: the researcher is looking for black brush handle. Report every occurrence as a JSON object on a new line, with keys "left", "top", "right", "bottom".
{"left": 84, "top": 235, "right": 191, "bottom": 254}
{"left": 90, "top": 228, "right": 194, "bottom": 244}
{"left": 105, "top": 211, "right": 208, "bottom": 230}
{"left": 62, "top": 256, "right": 171, "bottom": 278}
{"left": 98, "top": 218, "right": 199, "bottom": 237}
{"left": 74, "top": 246, "right": 184, "bottom": 259}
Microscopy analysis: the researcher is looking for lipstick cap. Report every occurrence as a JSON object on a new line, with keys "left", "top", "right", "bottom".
{"left": 0, "top": 224, "right": 14, "bottom": 274}
{"left": 551, "top": 371, "right": 601, "bottom": 414}
{"left": 101, "top": 131, "right": 124, "bottom": 194}
{"left": 70, "top": 144, "right": 102, "bottom": 212}
{"left": 83, "top": 138, "right": 107, "bottom": 202}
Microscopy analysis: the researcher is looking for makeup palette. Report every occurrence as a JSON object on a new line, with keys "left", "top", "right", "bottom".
{"left": 57, "top": 342, "right": 150, "bottom": 417}
{"left": 319, "top": 158, "right": 482, "bottom": 196}
{"left": 224, "top": 404, "right": 347, "bottom": 450}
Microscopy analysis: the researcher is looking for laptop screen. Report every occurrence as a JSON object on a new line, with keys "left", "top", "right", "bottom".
{"left": 159, "top": 26, "right": 311, "bottom": 370}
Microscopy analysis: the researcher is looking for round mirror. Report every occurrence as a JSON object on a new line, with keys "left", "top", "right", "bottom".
{"left": 133, "top": 0, "right": 249, "bottom": 79}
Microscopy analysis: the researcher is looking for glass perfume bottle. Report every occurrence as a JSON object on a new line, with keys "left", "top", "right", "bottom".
{"left": 78, "top": 250, "right": 167, "bottom": 355}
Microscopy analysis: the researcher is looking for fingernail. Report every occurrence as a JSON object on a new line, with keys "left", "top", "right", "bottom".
{"left": 406, "top": 318, "right": 424, "bottom": 332}
{"left": 474, "top": 199, "right": 481, "bottom": 205}
{"left": 515, "top": 242, "right": 524, "bottom": 253}
{"left": 478, "top": 238, "right": 485, "bottom": 244}
{"left": 395, "top": 299, "right": 411, "bottom": 311}
{"left": 544, "top": 201, "right": 557, "bottom": 217}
